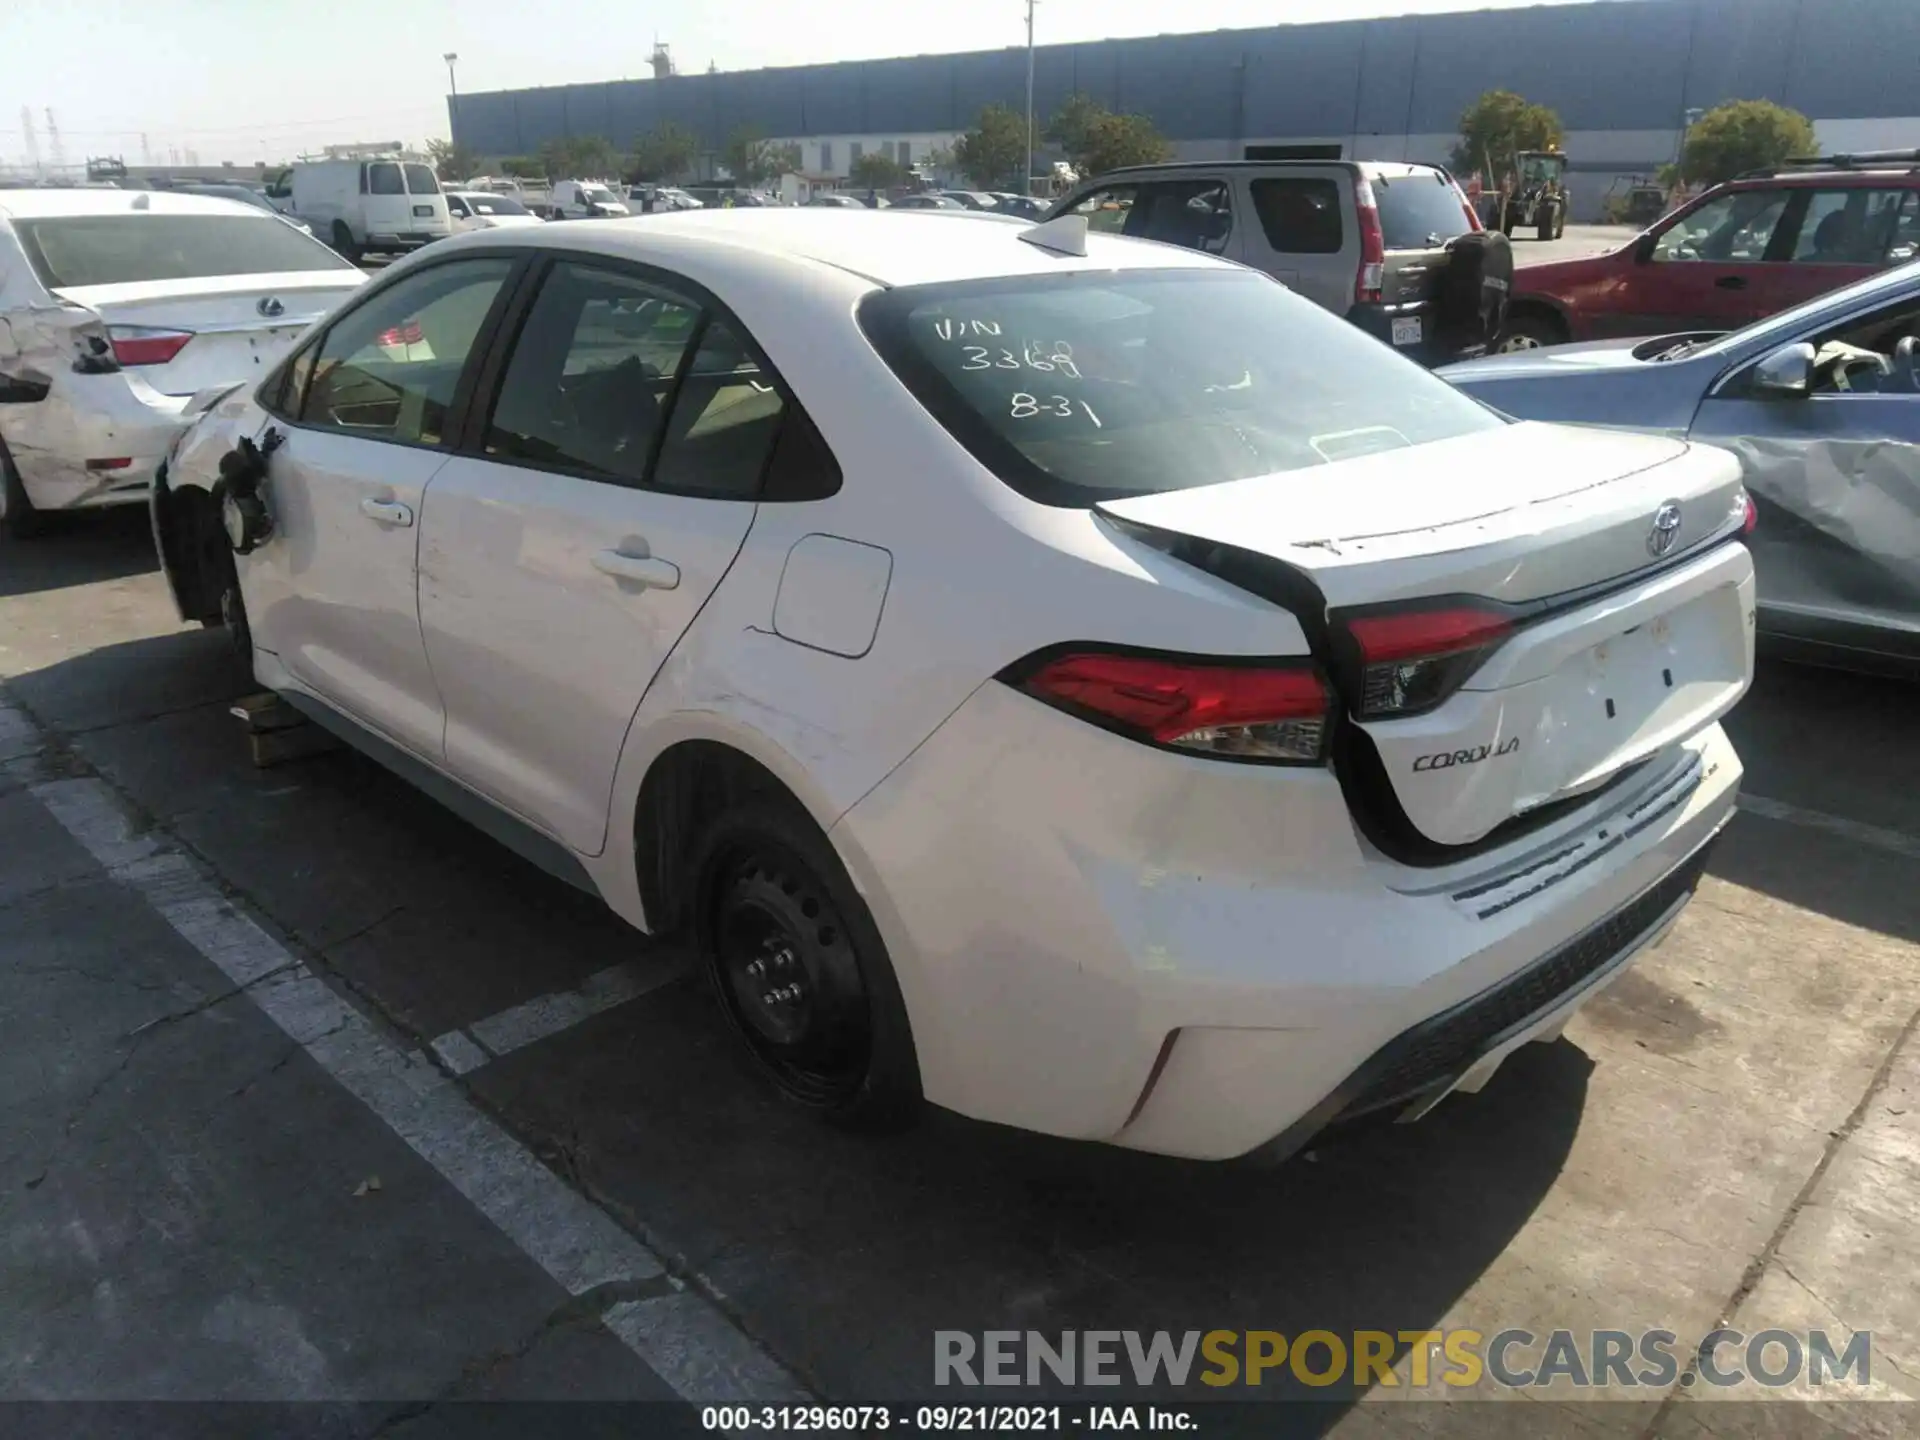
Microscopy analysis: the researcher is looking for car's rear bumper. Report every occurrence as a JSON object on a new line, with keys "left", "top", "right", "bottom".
{"left": 4, "top": 371, "right": 190, "bottom": 510}
{"left": 1347, "top": 300, "right": 1487, "bottom": 365}
{"left": 833, "top": 680, "right": 1742, "bottom": 1161}
{"left": 366, "top": 231, "right": 448, "bottom": 249}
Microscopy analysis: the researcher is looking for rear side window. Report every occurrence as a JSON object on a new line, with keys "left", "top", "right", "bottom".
{"left": 651, "top": 320, "right": 787, "bottom": 498}
{"left": 1250, "top": 177, "right": 1344, "bottom": 254}
{"left": 484, "top": 263, "right": 703, "bottom": 485}
{"left": 367, "top": 163, "right": 405, "bottom": 196}
{"left": 1791, "top": 188, "right": 1913, "bottom": 264}
{"left": 1372, "top": 171, "right": 1474, "bottom": 250}
{"left": 859, "top": 270, "right": 1502, "bottom": 507}
{"left": 404, "top": 164, "right": 441, "bottom": 196}
{"left": 13, "top": 214, "right": 356, "bottom": 288}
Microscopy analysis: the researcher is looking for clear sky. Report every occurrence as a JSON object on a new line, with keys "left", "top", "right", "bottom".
{"left": 0, "top": 0, "right": 1598, "bottom": 166}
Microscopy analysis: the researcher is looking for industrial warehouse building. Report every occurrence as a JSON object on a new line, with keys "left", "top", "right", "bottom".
{"left": 450, "top": 0, "right": 1920, "bottom": 220}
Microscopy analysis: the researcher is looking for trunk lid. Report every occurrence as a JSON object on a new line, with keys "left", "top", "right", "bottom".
{"left": 56, "top": 271, "right": 364, "bottom": 397}
{"left": 1098, "top": 421, "right": 1755, "bottom": 850}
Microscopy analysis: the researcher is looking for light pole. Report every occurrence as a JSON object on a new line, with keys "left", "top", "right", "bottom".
{"left": 1024, "top": 0, "right": 1038, "bottom": 196}
{"left": 444, "top": 51, "right": 460, "bottom": 99}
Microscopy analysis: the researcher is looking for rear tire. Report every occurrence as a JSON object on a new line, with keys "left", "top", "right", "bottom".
{"left": 330, "top": 221, "right": 362, "bottom": 264}
{"left": 1536, "top": 206, "right": 1556, "bottom": 242}
{"left": 690, "top": 800, "right": 922, "bottom": 1133}
{"left": 0, "top": 438, "right": 51, "bottom": 540}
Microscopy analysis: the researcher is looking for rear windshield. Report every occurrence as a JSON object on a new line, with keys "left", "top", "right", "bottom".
{"left": 404, "top": 164, "right": 441, "bottom": 196}
{"left": 860, "top": 269, "right": 1502, "bottom": 506}
{"left": 1372, "top": 170, "right": 1473, "bottom": 250}
{"left": 14, "top": 214, "right": 358, "bottom": 289}
{"left": 468, "top": 194, "right": 528, "bottom": 216}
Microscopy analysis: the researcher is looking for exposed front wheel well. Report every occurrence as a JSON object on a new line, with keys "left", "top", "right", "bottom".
{"left": 632, "top": 740, "right": 809, "bottom": 936}
{"left": 154, "top": 471, "right": 228, "bottom": 625}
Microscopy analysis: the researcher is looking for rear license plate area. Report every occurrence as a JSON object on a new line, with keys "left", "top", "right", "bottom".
{"left": 1391, "top": 316, "right": 1423, "bottom": 347}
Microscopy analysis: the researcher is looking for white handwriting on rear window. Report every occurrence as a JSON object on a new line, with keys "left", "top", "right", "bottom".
{"left": 933, "top": 318, "right": 1003, "bottom": 341}
{"left": 1010, "top": 392, "right": 1101, "bottom": 426}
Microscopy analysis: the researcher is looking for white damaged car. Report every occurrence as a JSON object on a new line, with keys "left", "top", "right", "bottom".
{"left": 152, "top": 210, "right": 1753, "bottom": 1160}
{"left": 0, "top": 188, "right": 363, "bottom": 538}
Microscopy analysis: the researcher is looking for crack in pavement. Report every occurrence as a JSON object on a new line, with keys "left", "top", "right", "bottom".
{"left": 367, "top": 1274, "right": 680, "bottom": 1434}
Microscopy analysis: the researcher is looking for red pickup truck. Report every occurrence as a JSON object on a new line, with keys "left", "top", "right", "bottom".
{"left": 1501, "top": 155, "right": 1920, "bottom": 350}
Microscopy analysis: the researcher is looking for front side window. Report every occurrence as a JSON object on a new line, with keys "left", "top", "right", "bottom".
{"left": 14, "top": 214, "right": 357, "bottom": 289}
{"left": 860, "top": 269, "right": 1502, "bottom": 506}
{"left": 1065, "top": 185, "right": 1139, "bottom": 235}
{"left": 1653, "top": 189, "right": 1790, "bottom": 263}
{"left": 484, "top": 262, "right": 702, "bottom": 484}
{"left": 1250, "top": 177, "right": 1343, "bottom": 254}
{"left": 300, "top": 258, "right": 513, "bottom": 445}
{"left": 447, "top": 196, "right": 471, "bottom": 218}
{"left": 1128, "top": 181, "right": 1234, "bottom": 255}
{"left": 367, "top": 162, "right": 405, "bottom": 196}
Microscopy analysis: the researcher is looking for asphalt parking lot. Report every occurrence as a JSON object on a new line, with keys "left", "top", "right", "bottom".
{"left": 3, "top": 508, "right": 1918, "bottom": 1433}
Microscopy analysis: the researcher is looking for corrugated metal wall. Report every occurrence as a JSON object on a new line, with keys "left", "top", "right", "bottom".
{"left": 450, "top": 0, "right": 1917, "bottom": 159}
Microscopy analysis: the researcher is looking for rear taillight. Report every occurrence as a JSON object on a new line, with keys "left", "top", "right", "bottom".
{"left": 1453, "top": 182, "right": 1484, "bottom": 232}
{"left": 108, "top": 326, "right": 194, "bottom": 367}
{"left": 1012, "top": 650, "right": 1331, "bottom": 764}
{"left": 1741, "top": 492, "right": 1758, "bottom": 534}
{"left": 1346, "top": 606, "right": 1514, "bottom": 718}
{"left": 1353, "top": 176, "right": 1386, "bottom": 304}
{"left": 376, "top": 321, "right": 425, "bottom": 348}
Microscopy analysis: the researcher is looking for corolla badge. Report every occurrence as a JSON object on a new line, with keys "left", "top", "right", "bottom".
{"left": 256, "top": 296, "right": 286, "bottom": 318}
{"left": 1647, "top": 502, "right": 1683, "bottom": 558}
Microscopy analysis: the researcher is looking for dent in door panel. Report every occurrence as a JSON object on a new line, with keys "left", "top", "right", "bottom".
{"left": 772, "top": 535, "right": 894, "bottom": 659}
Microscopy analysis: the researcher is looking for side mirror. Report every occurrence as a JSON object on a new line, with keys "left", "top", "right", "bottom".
{"left": 1633, "top": 232, "right": 1658, "bottom": 264}
{"left": 1751, "top": 342, "right": 1817, "bottom": 397}
{"left": 1895, "top": 335, "right": 1920, "bottom": 393}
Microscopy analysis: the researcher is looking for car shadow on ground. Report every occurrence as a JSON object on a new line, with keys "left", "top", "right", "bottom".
{"left": 1716, "top": 660, "right": 1920, "bottom": 947}
{"left": 0, "top": 507, "right": 159, "bottom": 599}
{"left": 4, "top": 629, "right": 1596, "bottom": 1432}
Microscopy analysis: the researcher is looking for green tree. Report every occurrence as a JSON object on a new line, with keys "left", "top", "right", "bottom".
{"left": 425, "top": 138, "right": 480, "bottom": 183}
{"left": 1078, "top": 112, "right": 1172, "bottom": 177}
{"left": 540, "top": 133, "right": 620, "bottom": 180}
{"left": 1451, "top": 90, "right": 1564, "bottom": 177}
{"left": 499, "top": 155, "right": 546, "bottom": 180}
{"left": 1680, "top": 100, "right": 1817, "bottom": 185}
{"left": 849, "top": 150, "right": 907, "bottom": 191}
{"left": 627, "top": 122, "right": 700, "bottom": 183}
{"left": 1045, "top": 93, "right": 1170, "bottom": 178}
{"left": 723, "top": 128, "right": 801, "bottom": 187}
{"left": 952, "top": 104, "right": 1027, "bottom": 190}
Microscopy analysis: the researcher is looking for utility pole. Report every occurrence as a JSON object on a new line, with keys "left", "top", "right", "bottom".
{"left": 20, "top": 107, "right": 40, "bottom": 178}
{"left": 1024, "top": 0, "right": 1038, "bottom": 196}
{"left": 443, "top": 52, "right": 459, "bottom": 98}
{"left": 45, "top": 108, "right": 66, "bottom": 178}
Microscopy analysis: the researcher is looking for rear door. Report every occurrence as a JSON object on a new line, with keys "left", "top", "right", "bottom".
{"left": 1609, "top": 185, "right": 1797, "bottom": 336}
{"left": 417, "top": 256, "right": 778, "bottom": 854}
{"left": 362, "top": 162, "right": 413, "bottom": 238}
{"left": 1777, "top": 186, "right": 1916, "bottom": 309}
{"left": 403, "top": 163, "right": 452, "bottom": 237}
{"left": 1239, "top": 170, "right": 1354, "bottom": 311}
{"left": 246, "top": 254, "right": 518, "bottom": 758}
{"left": 1368, "top": 166, "right": 1477, "bottom": 311}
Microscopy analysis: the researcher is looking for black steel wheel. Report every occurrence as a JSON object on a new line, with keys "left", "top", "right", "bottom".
{"left": 691, "top": 800, "right": 921, "bottom": 1130}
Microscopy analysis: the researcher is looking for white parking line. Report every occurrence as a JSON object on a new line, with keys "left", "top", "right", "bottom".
{"left": 1741, "top": 793, "right": 1920, "bottom": 863}
{"left": 26, "top": 771, "right": 806, "bottom": 1405}
{"left": 431, "top": 960, "right": 687, "bottom": 1076}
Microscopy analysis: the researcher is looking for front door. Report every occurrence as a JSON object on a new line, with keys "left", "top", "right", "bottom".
{"left": 419, "top": 258, "right": 780, "bottom": 854}
{"left": 245, "top": 255, "right": 517, "bottom": 758}
{"left": 1607, "top": 186, "right": 1796, "bottom": 337}
{"left": 1691, "top": 306, "right": 1920, "bottom": 667}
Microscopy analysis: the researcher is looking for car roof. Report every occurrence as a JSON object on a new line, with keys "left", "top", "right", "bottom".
{"left": 1082, "top": 158, "right": 1447, "bottom": 182}
{"left": 1729, "top": 169, "right": 1920, "bottom": 187}
{"left": 436, "top": 207, "right": 1232, "bottom": 288}
{"left": 0, "top": 189, "right": 275, "bottom": 220}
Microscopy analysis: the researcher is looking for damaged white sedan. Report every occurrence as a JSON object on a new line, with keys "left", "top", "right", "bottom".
{"left": 0, "top": 188, "right": 363, "bottom": 538}
{"left": 153, "top": 211, "right": 1753, "bottom": 1161}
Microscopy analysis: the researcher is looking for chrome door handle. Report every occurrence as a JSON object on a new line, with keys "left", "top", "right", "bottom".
{"left": 360, "top": 497, "right": 414, "bottom": 527}
{"left": 592, "top": 548, "right": 681, "bottom": 590}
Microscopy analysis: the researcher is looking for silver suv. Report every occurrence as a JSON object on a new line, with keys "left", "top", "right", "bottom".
{"left": 1047, "top": 160, "right": 1510, "bottom": 365}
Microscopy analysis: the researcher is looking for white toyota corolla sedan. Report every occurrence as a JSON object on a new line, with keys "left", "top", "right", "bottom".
{"left": 151, "top": 209, "right": 1754, "bottom": 1161}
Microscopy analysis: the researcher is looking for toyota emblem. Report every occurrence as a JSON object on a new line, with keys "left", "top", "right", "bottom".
{"left": 1648, "top": 502, "right": 1683, "bottom": 558}
{"left": 256, "top": 296, "right": 286, "bottom": 318}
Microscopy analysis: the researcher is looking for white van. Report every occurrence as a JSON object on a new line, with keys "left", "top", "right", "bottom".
{"left": 285, "top": 158, "right": 451, "bottom": 261}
